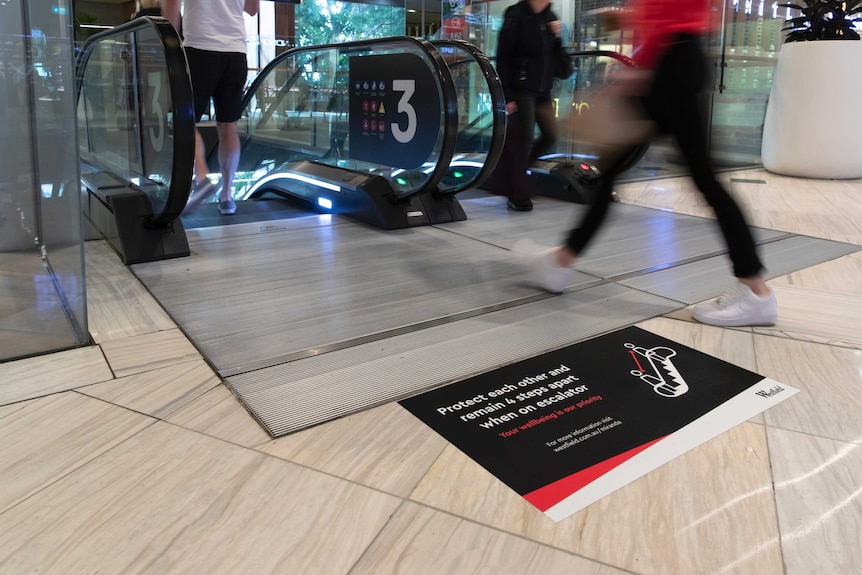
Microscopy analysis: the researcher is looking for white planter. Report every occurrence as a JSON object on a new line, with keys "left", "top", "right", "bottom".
{"left": 761, "top": 40, "right": 862, "bottom": 179}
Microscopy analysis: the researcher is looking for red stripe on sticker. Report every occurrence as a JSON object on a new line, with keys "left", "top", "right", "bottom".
{"left": 523, "top": 436, "right": 666, "bottom": 511}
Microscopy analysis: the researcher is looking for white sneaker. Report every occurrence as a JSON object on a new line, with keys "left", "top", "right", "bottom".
{"left": 513, "top": 239, "right": 574, "bottom": 294}
{"left": 692, "top": 284, "right": 778, "bottom": 327}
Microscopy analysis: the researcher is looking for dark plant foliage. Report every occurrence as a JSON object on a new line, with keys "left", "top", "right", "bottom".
{"left": 779, "top": 0, "right": 862, "bottom": 41}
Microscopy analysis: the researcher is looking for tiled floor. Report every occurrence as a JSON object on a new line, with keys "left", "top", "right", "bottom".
{"left": 1, "top": 167, "right": 861, "bottom": 574}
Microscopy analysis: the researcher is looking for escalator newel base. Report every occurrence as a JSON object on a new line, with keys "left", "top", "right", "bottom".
{"left": 529, "top": 160, "right": 602, "bottom": 204}
{"left": 84, "top": 187, "right": 190, "bottom": 265}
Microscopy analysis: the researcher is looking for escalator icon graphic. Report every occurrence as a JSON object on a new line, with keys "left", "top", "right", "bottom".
{"left": 624, "top": 343, "right": 690, "bottom": 397}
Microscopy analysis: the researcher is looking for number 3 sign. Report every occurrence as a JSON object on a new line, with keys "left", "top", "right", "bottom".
{"left": 349, "top": 53, "right": 442, "bottom": 170}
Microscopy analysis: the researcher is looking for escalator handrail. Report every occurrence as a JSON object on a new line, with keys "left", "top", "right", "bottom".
{"left": 241, "top": 36, "right": 459, "bottom": 200}
{"left": 429, "top": 39, "right": 507, "bottom": 196}
{"left": 565, "top": 49, "right": 637, "bottom": 68}
{"left": 75, "top": 16, "right": 195, "bottom": 227}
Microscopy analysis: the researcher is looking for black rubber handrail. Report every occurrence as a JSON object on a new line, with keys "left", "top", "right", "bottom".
{"left": 566, "top": 49, "right": 636, "bottom": 67}
{"left": 430, "top": 39, "right": 507, "bottom": 195}
{"left": 75, "top": 16, "right": 195, "bottom": 227}
{"left": 241, "top": 36, "right": 459, "bottom": 200}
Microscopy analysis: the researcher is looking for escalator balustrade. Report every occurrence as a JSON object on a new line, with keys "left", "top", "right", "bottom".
{"left": 75, "top": 16, "right": 195, "bottom": 264}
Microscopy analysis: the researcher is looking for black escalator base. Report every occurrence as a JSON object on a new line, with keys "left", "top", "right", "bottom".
{"left": 254, "top": 161, "right": 466, "bottom": 230}
{"left": 84, "top": 187, "right": 190, "bottom": 265}
{"left": 530, "top": 160, "right": 602, "bottom": 204}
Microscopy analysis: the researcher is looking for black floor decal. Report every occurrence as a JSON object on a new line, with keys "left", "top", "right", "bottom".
{"left": 400, "top": 326, "right": 798, "bottom": 521}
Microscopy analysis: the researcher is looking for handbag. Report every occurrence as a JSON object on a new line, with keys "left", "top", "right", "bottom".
{"left": 566, "top": 84, "right": 654, "bottom": 169}
{"left": 554, "top": 44, "right": 574, "bottom": 79}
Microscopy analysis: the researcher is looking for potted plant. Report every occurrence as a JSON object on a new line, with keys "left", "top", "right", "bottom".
{"left": 761, "top": 0, "right": 862, "bottom": 178}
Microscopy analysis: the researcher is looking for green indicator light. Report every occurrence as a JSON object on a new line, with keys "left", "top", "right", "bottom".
{"left": 452, "top": 171, "right": 464, "bottom": 178}
{"left": 395, "top": 177, "right": 408, "bottom": 186}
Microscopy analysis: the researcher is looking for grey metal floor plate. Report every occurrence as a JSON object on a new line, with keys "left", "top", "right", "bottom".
{"left": 227, "top": 283, "right": 683, "bottom": 437}
{"left": 130, "top": 193, "right": 861, "bottom": 437}
{"left": 621, "top": 234, "right": 860, "bottom": 304}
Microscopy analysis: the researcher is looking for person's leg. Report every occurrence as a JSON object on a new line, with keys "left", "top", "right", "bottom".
{"left": 658, "top": 37, "right": 775, "bottom": 325}
{"left": 194, "top": 128, "right": 209, "bottom": 185}
{"left": 516, "top": 150, "right": 631, "bottom": 293}
{"left": 529, "top": 98, "right": 558, "bottom": 164}
{"left": 210, "top": 51, "right": 248, "bottom": 214}
{"left": 185, "top": 47, "right": 217, "bottom": 186}
{"left": 215, "top": 121, "right": 239, "bottom": 203}
{"left": 663, "top": 40, "right": 765, "bottom": 284}
{"left": 505, "top": 93, "right": 538, "bottom": 209}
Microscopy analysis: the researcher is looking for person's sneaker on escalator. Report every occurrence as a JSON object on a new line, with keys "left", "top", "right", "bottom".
{"left": 183, "top": 177, "right": 219, "bottom": 214}
{"left": 218, "top": 199, "right": 237, "bottom": 216}
{"left": 507, "top": 199, "right": 533, "bottom": 212}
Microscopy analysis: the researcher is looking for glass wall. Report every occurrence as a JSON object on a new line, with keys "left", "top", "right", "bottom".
{"left": 0, "top": 0, "right": 88, "bottom": 362}
{"left": 193, "top": 0, "right": 788, "bottom": 192}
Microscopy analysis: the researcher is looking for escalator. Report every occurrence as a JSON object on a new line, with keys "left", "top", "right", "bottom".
{"left": 75, "top": 16, "right": 195, "bottom": 264}
{"left": 220, "top": 36, "right": 506, "bottom": 230}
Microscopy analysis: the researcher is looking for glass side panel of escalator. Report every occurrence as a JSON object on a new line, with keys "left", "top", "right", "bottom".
{"left": 76, "top": 24, "right": 179, "bottom": 216}
{"left": 236, "top": 38, "right": 454, "bottom": 202}
{"left": 432, "top": 41, "right": 505, "bottom": 195}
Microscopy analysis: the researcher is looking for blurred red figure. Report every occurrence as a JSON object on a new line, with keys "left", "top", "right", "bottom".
{"left": 517, "top": 0, "right": 778, "bottom": 328}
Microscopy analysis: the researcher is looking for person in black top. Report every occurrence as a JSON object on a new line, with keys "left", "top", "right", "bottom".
{"left": 494, "top": 0, "right": 565, "bottom": 211}
{"left": 132, "top": 0, "right": 162, "bottom": 19}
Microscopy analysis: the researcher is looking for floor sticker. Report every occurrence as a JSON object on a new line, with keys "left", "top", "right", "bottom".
{"left": 400, "top": 326, "right": 798, "bottom": 522}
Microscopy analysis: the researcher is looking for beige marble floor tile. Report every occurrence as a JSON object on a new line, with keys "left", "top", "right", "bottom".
{"left": 751, "top": 284, "right": 862, "bottom": 349}
{"left": 84, "top": 240, "right": 177, "bottom": 343}
{"left": 257, "top": 402, "right": 448, "bottom": 497}
{"left": 768, "top": 427, "right": 862, "bottom": 575}
{"left": 0, "top": 398, "right": 34, "bottom": 420}
{"left": 410, "top": 422, "right": 782, "bottom": 575}
{"left": 84, "top": 240, "right": 137, "bottom": 280}
{"left": 79, "top": 358, "right": 221, "bottom": 419}
{"left": 87, "top": 277, "right": 177, "bottom": 343}
{"left": 0, "top": 422, "right": 401, "bottom": 574}
{"left": 754, "top": 335, "right": 862, "bottom": 443}
{"left": 352, "top": 501, "right": 630, "bottom": 575}
{"left": 164, "top": 384, "right": 272, "bottom": 447}
{"left": 770, "top": 251, "right": 862, "bottom": 293}
{"left": 0, "top": 392, "right": 154, "bottom": 513}
{"left": 99, "top": 328, "right": 201, "bottom": 378}
{"left": 0, "top": 345, "right": 113, "bottom": 405}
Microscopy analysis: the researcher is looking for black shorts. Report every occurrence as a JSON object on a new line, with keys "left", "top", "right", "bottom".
{"left": 185, "top": 46, "right": 247, "bottom": 123}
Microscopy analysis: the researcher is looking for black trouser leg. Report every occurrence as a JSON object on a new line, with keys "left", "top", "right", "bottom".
{"left": 656, "top": 38, "right": 764, "bottom": 278}
{"left": 529, "top": 99, "right": 558, "bottom": 164}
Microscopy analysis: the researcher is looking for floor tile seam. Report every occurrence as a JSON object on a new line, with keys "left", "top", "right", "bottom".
{"left": 398, "top": 498, "right": 643, "bottom": 574}
{"left": 0, "top": 345, "right": 116, "bottom": 406}
{"left": 242, "top": 441, "right": 435, "bottom": 502}
{"left": 95, "top": 273, "right": 227, "bottom": 382}
{"left": 74, "top": 371, "right": 223, "bottom": 423}
{"left": 0, "top": 341, "right": 97, "bottom": 367}
{"left": 750, "top": 328, "right": 862, "bottom": 355}
{"left": 752, "top": 329, "right": 862, "bottom": 352}
{"left": 760, "top": 421, "right": 862, "bottom": 447}
{"left": 762, "top": 427, "right": 792, "bottom": 575}
{"left": 1, "top": 389, "right": 399, "bottom": 505}
{"left": 0, "top": 409, "right": 160, "bottom": 519}
{"left": 344, "top": 498, "right": 416, "bottom": 575}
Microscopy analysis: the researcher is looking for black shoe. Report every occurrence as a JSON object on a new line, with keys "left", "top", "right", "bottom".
{"left": 507, "top": 200, "right": 533, "bottom": 212}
